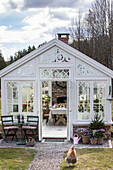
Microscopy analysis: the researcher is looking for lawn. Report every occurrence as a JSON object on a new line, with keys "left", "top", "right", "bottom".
{"left": 0, "top": 148, "right": 37, "bottom": 170}
{"left": 60, "top": 148, "right": 113, "bottom": 170}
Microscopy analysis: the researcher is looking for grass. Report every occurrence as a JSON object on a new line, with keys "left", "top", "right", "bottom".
{"left": 0, "top": 148, "right": 37, "bottom": 170}
{"left": 60, "top": 148, "right": 113, "bottom": 170}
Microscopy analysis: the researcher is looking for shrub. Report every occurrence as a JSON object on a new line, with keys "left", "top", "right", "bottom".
{"left": 89, "top": 113, "right": 105, "bottom": 130}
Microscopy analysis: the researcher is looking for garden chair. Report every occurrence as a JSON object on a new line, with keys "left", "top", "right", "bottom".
{"left": 22, "top": 116, "right": 39, "bottom": 141}
{"left": 43, "top": 103, "right": 50, "bottom": 124}
{"left": 1, "top": 115, "right": 19, "bottom": 142}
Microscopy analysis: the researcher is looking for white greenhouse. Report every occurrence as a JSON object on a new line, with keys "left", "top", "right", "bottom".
{"left": 0, "top": 33, "right": 113, "bottom": 141}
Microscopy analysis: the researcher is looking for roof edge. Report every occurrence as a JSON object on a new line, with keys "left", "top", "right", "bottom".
{"left": 0, "top": 38, "right": 57, "bottom": 77}
{"left": 0, "top": 38, "right": 113, "bottom": 78}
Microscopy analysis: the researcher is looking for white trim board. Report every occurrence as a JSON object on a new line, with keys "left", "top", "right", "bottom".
{"left": 0, "top": 38, "right": 113, "bottom": 78}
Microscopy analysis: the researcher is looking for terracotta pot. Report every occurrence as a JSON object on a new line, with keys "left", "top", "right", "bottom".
{"left": 97, "top": 137, "right": 104, "bottom": 145}
{"left": 76, "top": 131, "right": 87, "bottom": 142}
{"left": 90, "top": 138, "right": 97, "bottom": 145}
{"left": 82, "top": 135, "right": 90, "bottom": 144}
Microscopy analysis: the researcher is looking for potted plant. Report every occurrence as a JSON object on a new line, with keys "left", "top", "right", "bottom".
{"left": 75, "top": 128, "right": 87, "bottom": 142}
{"left": 89, "top": 113, "right": 105, "bottom": 135}
{"left": 94, "top": 129, "right": 105, "bottom": 145}
{"left": 82, "top": 132, "right": 90, "bottom": 144}
{"left": 42, "top": 95, "right": 51, "bottom": 105}
{"left": 90, "top": 136, "right": 98, "bottom": 145}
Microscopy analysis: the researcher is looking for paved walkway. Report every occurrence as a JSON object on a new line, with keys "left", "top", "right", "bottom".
{"left": 0, "top": 139, "right": 112, "bottom": 170}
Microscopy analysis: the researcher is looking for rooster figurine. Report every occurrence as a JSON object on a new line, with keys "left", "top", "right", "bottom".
{"left": 65, "top": 145, "right": 78, "bottom": 167}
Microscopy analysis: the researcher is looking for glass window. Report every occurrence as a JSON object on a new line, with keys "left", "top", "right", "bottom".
{"left": 7, "top": 82, "right": 19, "bottom": 114}
{"left": 77, "top": 81, "right": 106, "bottom": 121}
{"left": 78, "top": 82, "right": 90, "bottom": 120}
{"left": 93, "top": 82, "right": 106, "bottom": 119}
{"left": 22, "top": 82, "right": 34, "bottom": 115}
{"left": 42, "top": 81, "right": 49, "bottom": 96}
{"left": 40, "top": 68, "right": 70, "bottom": 79}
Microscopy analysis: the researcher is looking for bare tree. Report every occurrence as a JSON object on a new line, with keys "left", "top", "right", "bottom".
{"left": 69, "top": 0, "right": 113, "bottom": 70}
{"left": 85, "top": 0, "right": 113, "bottom": 69}
{"left": 69, "top": 10, "right": 85, "bottom": 51}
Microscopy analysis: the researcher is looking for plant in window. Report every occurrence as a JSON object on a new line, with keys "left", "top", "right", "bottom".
{"left": 22, "top": 104, "right": 27, "bottom": 111}
{"left": 89, "top": 113, "right": 105, "bottom": 130}
{"left": 93, "top": 99, "right": 99, "bottom": 103}
{"left": 85, "top": 100, "right": 90, "bottom": 103}
{"left": 42, "top": 95, "right": 51, "bottom": 104}
{"left": 100, "top": 104, "right": 104, "bottom": 112}
{"left": 79, "top": 101, "right": 83, "bottom": 103}
{"left": 30, "top": 97, "right": 33, "bottom": 103}
{"left": 78, "top": 105, "right": 84, "bottom": 112}
{"left": 94, "top": 104, "right": 99, "bottom": 112}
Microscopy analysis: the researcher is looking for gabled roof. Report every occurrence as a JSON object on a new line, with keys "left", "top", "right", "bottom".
{"left": 0, "top": 38, "right": 113, "bottom": 78}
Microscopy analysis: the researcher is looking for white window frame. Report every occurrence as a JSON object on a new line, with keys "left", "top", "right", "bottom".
{"left": 6, "top": 81, "right": 19, "bottom": 115}
{"left": 77, "top": 80, "right": 107, "bottom": 122}
{"left": 40, "top": 67, "right": 71, "bottom": 81}
{"left": 5, "top": 80, "right": 35, "bottom": 117}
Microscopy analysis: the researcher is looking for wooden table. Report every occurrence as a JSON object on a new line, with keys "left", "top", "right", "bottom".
{"left": 50, "top": 108, "right": 67, "bottom": 126}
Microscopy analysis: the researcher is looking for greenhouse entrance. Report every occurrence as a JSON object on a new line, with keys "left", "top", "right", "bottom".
{"left": 41, "top": 80, "right": 68, "bottom": 139}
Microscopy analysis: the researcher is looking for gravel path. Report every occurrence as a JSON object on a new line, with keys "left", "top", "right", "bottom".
{"left": 26, "top": 142, "right": 72, "bottom": 170}
{"left": 26, "top": 140, "right": 112, "bottom": 170}
{"left": 0, "top": 139, "right": 112, "bottom": 170}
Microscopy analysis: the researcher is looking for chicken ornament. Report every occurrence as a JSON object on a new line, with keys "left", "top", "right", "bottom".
{"left": 65, "top": 145, "right": 78, "bottom": 167}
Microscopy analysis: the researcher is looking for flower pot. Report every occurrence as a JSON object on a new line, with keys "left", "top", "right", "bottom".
{"left": 82, "top": 135, "right": 90, "bottom": 144}
{"left": 97, "top": 137, "right": 104, "bottom": 145}
{"left": 76, "top": 131, "right": 88, "bottom": 142}
{"left": 90, "top": 138, "right": 97, "bottom": 145}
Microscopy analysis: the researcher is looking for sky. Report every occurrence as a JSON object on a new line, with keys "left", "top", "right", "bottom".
{"left": 0, "top": 0, "right": 95, "bottom": 61}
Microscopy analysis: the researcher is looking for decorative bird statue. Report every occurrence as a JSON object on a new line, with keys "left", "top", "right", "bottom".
{"left": 65, "top": 145, "right": 78, "bottom": 167}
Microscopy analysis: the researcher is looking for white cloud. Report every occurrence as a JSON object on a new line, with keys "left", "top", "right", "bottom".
{"left": 0, "top": 0, "right": 10, "bottom": 13}
{"left": 0, "top": 0, "right": 24, "bottom": 13}
{"left": 0, "top": 43, "right": 18, "bottom": 60}
{"left": 0, "top": 0, "right": 95, "bottom": 60}
{"left": 0, "top": 8, "right": 77, "bottom": 44}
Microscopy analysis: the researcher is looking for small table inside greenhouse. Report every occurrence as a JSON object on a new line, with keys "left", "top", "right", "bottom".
{"left": 50, "top": 108, "right": 67, "bottom": 126}
{"left": 14, "top": 122, "right": 28, "bottom": 145}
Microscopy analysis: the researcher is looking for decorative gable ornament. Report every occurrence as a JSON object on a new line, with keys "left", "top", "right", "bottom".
{"left": 6, "top": 60, "right": 35, "bottom": 77}
{"left": 39, "top": 47, "right": 72, "bottom": 63}
{"left": 52, "top": 48, "right": 71, "bottom": 62}
{"left": 76, "top": 59, "right": 105, "bottom": 76}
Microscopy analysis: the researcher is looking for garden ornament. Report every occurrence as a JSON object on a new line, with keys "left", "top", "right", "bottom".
{"left": 73, "top": 133, "right": 81, "bottom": 144}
